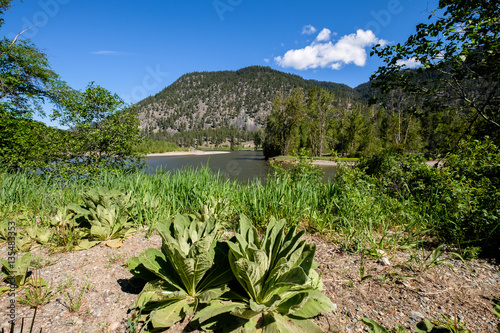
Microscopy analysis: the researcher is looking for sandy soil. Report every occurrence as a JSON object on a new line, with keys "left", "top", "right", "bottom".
{"left": 0, "top": 230, "right": 498, "bottom": 333}
{"left": 147, "top": 150, "right": 231, "bottom": 157}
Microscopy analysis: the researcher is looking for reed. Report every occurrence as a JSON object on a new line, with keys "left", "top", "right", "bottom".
{"left": 0, "top": 165, "right": 431, "bottom": 253}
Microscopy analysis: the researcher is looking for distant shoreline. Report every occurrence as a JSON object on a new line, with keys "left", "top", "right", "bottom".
{"left": 146, "top": 150, "right": 231, "bottom": 157}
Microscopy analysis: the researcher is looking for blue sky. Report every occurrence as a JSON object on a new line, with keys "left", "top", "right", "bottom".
{"left": 1, "top": 0, "right": 439, "bottom": 125}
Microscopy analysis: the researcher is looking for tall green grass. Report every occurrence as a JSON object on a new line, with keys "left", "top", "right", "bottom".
{"left": 0, "top": 164, "right": 429, "bottom": 254}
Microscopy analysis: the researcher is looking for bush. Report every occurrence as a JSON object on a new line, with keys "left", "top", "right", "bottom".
{"left": 357, "top": 139, "right": 500, "bottom": 257}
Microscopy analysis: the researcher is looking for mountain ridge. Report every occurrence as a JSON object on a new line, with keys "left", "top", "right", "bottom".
{"left": 135, "top": 65, "right": 365, "bottom": 135}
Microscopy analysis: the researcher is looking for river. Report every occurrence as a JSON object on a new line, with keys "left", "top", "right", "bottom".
{"left": 144, "top": 150, "right": 337, "bottom": 183}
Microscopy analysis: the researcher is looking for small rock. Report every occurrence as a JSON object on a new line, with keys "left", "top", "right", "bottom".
{"left": 109, "top": 322, "right": 120, "bottom": 331}
{"left": 377, "top": 249, "right": 387, "bottom": 256}
{"left": 379, "top": 256, "right": 391, "bottom": 266}
{"left": 409, "top": 310, "right": 425, "bottom": 321}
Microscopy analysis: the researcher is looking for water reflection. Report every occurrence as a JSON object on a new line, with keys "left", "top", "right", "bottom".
{"left": 144, "top": 150, "right": 336, "bottom": 183}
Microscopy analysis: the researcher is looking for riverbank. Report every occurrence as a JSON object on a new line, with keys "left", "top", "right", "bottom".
{"left": 270, "top": 155, "right": 357, "bottom": 167}
{"left": 271, "top": 156, "right": 443, "bottom": 167}
{"left": 146, "top": 150, "right": 231, "bottom": 157}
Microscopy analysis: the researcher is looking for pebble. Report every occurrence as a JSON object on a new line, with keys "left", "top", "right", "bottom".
{"left": 379, "top": 256, "right": 391, "bottom": 266}
{"left": 409, "top": 310, "right": 425, "bottom": 321}
{"left": 109, "top": 321, "right": 120, "bottom": 331}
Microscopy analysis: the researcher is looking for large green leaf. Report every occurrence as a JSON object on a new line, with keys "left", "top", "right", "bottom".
{"left": 361, "top": 318, "right": 391, "bottom": 333}
{"left": 134, "top": 280, "right": 187, "bottom": 309}
{"left": 150, "top": 297, "right": 194, "bottom": 329}
{"left": 217, "top": 215, "right": 332, "bottom": 333}
{"left": 127, "top": 257, "right": 159, "bottom": 282}
{"left": 197, "top": 285, "right": 229, "bottom": 303}
{"left": 0, "top": 253, "right": 31, "bottom": 287}
{"left": 128, "top": 214, "right": 232, "bottom": 330}
{"left": 138, "top": 248, "right": 183, "bottom": 290}
{"left": 263, "top": 313, "right": 324, "bottom": 333}
{"left": 290, "top": 290, "right": 335, "bottom": 318}
{"left": 192, "top": 300, "right": 242, "bottom": 326}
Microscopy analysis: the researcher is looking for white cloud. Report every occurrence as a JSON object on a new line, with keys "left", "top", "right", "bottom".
{"left": 275, "top": 29, "right": 387, "bottom": 71}
{"left": 264, "top": 58, "right": 270, "bottom": 63}
{"left": 316, "top": 28, "right": 331, "bottom": 42}
{"left": 396, "top": 57, "right": 421, "bottom": 68}
{"left": 302, "top": 25, "right": 317, "bottom": 35}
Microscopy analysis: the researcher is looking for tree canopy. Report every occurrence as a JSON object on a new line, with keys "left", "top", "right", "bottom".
{"left": 0, "top": 0, "right": 144, "bottom": 176}
{"left": 371, "top": 0, "right": 500, "bottom": 143}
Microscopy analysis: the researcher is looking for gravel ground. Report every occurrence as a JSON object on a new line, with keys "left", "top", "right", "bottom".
{"left": 0, "top": 230, "right": 498, "bottom": 333}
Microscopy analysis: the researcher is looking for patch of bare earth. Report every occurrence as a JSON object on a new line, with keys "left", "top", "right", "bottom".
{"left": 0, "top": 231, "right": 498, "bottom": 333}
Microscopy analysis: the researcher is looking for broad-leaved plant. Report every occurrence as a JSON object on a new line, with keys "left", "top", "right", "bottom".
{"left": 127, "top": 214, "right": 233, "bottom": 329}
{"left": 194, "top": 215, "right": 334, "bottom": 333}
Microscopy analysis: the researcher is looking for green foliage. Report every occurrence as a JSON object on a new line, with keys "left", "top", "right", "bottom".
{"left": 357, "top": 138, "right": 500, "bottom": 256}
{"left": 494, "top": 303, "right": 500, "bottom": 333}
{"left": 415, "top": 317, "right": 471, "bottom": 333}
{"left": 194, "top": 215, "right": 334, "bottom": 333}
{"left": 406, "top": 245, "right": 449, "bottom": 272}
{"left": 57, "top": 276, "right": 92, "bottom": 312}
{"left": 134, "top": 139, "right": 184, "bottom": 154}
{"left": 362, "top": 316, "right": 472, "bottom": 333}
{"left": 371, "top": 0, "right": 500, "bottom": 144}
{"left": 1, "top": 4, "right": 144, "bottom": 177}
{"left": 271, "top": 151, "right": 323, "bottom": 187}
{"left": 0, "top": 252, "right": 31, "bottom": 292}
{"left": 0, "top": 35, "right": 71, "bottom": 171}
{"left": 52, "top": 83, "right": 144, "bottom": 179}
{"left": 49, "top": 207, "right": 83, "bottom": 252}
{"left": 263, "top": 88, "right": 305, "bottom": 159}
{"left": 19, "top": 270, "right": 55, "bottom": 307}
{"left": 127, "top": 214, "right": 232, "bottom": 330}
{"left": 0, "top": 37, "right": 69, "bottom": 118}
{"left": 68, "top": 188, "right": 136, "bottom": 243}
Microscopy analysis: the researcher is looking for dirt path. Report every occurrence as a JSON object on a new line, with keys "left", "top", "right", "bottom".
{"left": 0, "top": 231, "right": 498, "bottom": 332}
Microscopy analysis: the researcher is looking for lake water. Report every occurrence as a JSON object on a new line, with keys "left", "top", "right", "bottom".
{"left": 144, "top": 150, "right": 337, "bottom": 183}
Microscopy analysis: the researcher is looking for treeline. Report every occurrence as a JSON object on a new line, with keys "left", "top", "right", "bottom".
{"left": 262, "top": 85, "right": 471, "bottom": 159}
{"left": 146, "top": 127, "right": 262, "bottom": 149}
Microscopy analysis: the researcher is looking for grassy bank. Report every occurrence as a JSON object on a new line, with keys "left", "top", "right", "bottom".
{"left": 1, "top": 139, "right": 498, "bottom": 258}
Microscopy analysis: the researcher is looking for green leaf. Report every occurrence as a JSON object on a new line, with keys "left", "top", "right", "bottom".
{"left": 0, "top": 286, "right": 11, "bottom": 294}
{"left": 192, "top": 300, "right": 243, "bottom": 327}
{"left": 361, "top": 318, "right": 391, "bottom": 333}
{"left": 291, "top": 290, "right": 335, "bottom": 318}
{"left": 16, "top": 253, "right": 31, "bottom": 286}
{"left": 150, "top": 298, "right": 194, "bottom": 329}
{"left": 138, "top": 248, "right": 183, "bottom": 290}
{"left": 74, "top": 239, "right": 100, "bottom": 251}
{"left": 264, "top": 313, "right": 324, "bottom": 333}
{"left": 127, "top": 257, "right": 159, "bottom": 282}
{"left": 231, "top": 305, "right": 261, "bottom": 320}
{"left": 414, "top": 319, "right": 438, "bottom": 333}
{"left": 197, "top": 284, "right": 229, "bottom": 303}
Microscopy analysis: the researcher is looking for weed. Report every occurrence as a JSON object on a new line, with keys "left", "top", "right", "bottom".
{"left": 105, "top": 252, "right": 125, "bottom": 268}
{"left": 57, "top": 276, "right": 92, "bottom": 312}
{"left": 19, "top": 270, "right": 56, "bottom": 307}
{"left": 359, "top": 253, "right": 373, "bottom": 282}
{"left": 31, "top": 254, "right": 60, "bottom": 269}
{"left": 406, "top": 245, "right": 450, "bottom": 272}
{"left": 126, "top": 306, "right": 155, "bottom": 333}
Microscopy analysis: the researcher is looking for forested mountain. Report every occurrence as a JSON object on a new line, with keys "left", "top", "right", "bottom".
{"left": 135, "top": 66, "right": 361, "bottom": 135}
{"left": 135, "top": 65, "right": 492, "bottom": 157}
